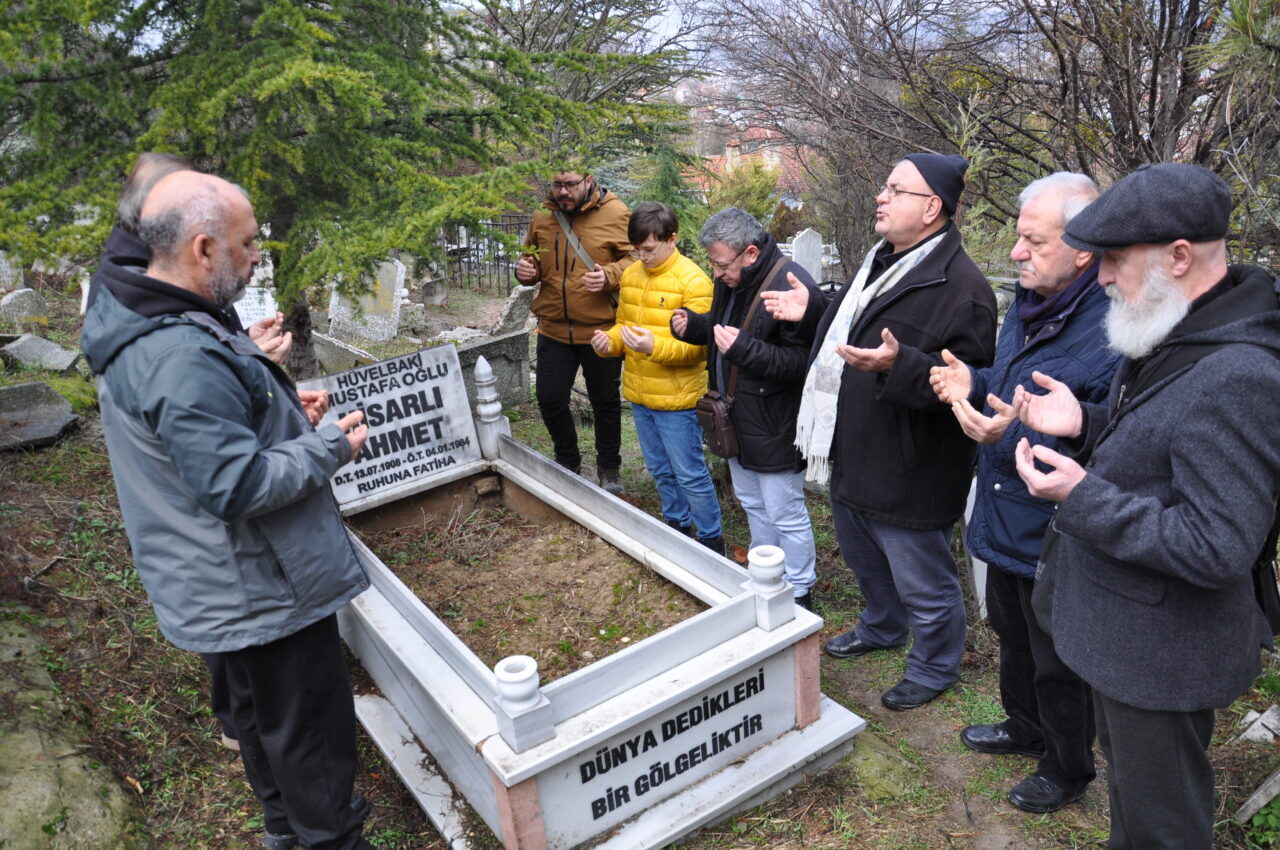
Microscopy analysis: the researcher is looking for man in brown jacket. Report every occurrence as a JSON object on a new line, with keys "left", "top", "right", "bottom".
{"left": 516, "top": 169, "right": 634, "bottom": 493}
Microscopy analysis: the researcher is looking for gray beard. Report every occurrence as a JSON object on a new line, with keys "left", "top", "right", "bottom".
{"left": 208, "top": 264, "right": 249, "bottom": 310}
{"left": 1104, "top": 260, "right": 1190, "bottom": 359}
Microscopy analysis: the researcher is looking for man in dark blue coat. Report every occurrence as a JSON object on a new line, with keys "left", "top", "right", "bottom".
{"left": 671, "top": 208, "right": 825, "bottom": 607}
{"left": 1015, "top": 163, "right": 1280, "bottom": 848}
{"left": 930, "top": 173, "right": 1119, "bottom": 813}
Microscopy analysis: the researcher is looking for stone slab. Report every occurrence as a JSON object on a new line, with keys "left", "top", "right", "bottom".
{"left": 1237, "top": 704, "right": 1280, "bottom": 743}
{"left": 313, "top": 331, "right": 375, "bottom": 375}
{"left": 0, "top": 604, "right": 144, "bottom": 848}
{"left": 1, "top": 288, "right": 49, "bottom": 323}
{"left": 1, "top": 334, "right": 80, "bottom": 373}
{"left": 328, "top": 259, "right": 406, "bottom": 342}
{"left": 791, "top": 228, "right": 823, "bottom": 283}
{"left": 0, "top": 382, "right": 78, "bottom": 450}
{"left": 493, "top": 286, "right": 537, "bottom": 335}
{"left": 454, "top": 330, "right": 531, "bottom": 410}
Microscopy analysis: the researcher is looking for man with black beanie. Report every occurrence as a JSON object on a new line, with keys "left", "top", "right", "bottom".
{"left": 763, "top": 154, "right": 997, "bottom": 710}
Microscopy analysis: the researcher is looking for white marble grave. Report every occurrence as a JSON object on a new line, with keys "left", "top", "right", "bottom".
{"left": 328, "top": 258, "right": 406, "bottom": 342}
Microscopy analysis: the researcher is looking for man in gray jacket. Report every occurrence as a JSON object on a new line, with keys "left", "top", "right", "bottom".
{"left": 82, "top": 171, "right": 375, "bottom": 850}
{"left": 1014, "top": 163, "right": 1280, "bottom": 848}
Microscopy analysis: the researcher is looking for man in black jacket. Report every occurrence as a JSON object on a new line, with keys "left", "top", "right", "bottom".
{"left": 764, "top": 154, "right": 997, "bottom": 710}
{"left": 1015, "top": 163, "right": 1280, "bottom": 848}
{"left": 671, "top": 208, "right": 824, "bottom": 607}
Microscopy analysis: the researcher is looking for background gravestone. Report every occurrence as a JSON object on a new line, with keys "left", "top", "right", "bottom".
{"left": 232, "top": 287, "right": 279, "bottom": 328}
{"left": 791, "top": 228, "right": 823, "bottom": 283}
{"left": 0, "top": 383, "right": 78, "bottom": 450}
{"left": 328, "top": 258, "right": 406, "bottom": 342}
{"left": 492, "top": 285, "right": 536, "bottom": 335}
{"left": 1, "top": 288, "right": 49, "bottom": 324}
{"left": 1, "top": 335, "right": 80, "bottom": 373}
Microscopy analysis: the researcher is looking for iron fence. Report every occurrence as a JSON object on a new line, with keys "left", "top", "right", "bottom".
{"left": 437, "top": 214, "right": 531, "bottom": 295}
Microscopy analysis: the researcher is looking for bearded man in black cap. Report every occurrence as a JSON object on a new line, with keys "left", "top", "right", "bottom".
{"left": 764, "top": 153, "right": 997, "bottom": 710}
{"left": 1013, "top": 162, "right": 1280, "bottom": 848}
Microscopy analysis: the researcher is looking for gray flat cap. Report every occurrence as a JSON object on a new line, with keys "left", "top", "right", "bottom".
{"left": 1062, "top": 163, "right": 1231, "bottom": 253}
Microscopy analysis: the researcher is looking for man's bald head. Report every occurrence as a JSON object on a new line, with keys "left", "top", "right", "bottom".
{"left": 117, "top": 152, "right": 195, "bottom": 233}
{"left": 139, "top": 172, "right": 260, "bottom": 308}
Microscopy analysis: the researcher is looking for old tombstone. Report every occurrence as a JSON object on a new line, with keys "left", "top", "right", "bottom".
{"left": 0, "top": 289, "right": 49, "bottom": 324}
{"left": 492, "top": 285, "right": 536, "bottom": 335}
{"left": 298, "top": 345, "right": 481, "bottom": 508}
{"left": 422, "top": 275, "right": 448, "bottom": 307}
{"left": 0, "top": 383, "right": 78, "bottom": 450}
{"left": 791, "top": 228, "right": 823, "bottom": 284}
{"left": 1, "top": 335, "right": 80, "bottom": 373}
{"left": 312, "top": 331, "right": 375, "bottom": 376}
{"left": 456, "top": 330, "right": 531, "bottom": 409}
{"left": 328, "top": 258, "right": 406, "bottom": 342}
{"left": 232, "top": 287, "right": 279, "bottom": 328}
{"left": 0, "top": 253, "right": 19, "bottom": 293}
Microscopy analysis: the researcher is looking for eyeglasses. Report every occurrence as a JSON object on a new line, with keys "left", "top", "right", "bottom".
{"left": 708, "top": 247, "right": 746, "bottom": 273}
{"left": 630, "top": 247, "right": 663, "bottom": 260}
{"left": 880, "top": 184, "right": 935, "bottom": 200}
{"left": 551, "top": 179, "right": 585, "bottom": 191}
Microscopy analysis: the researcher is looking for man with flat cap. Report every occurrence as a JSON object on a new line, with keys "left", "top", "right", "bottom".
{"left": 764, "top": 153, "right": 997, "bottom": 710}
{"left": 1013, "top": 162, "right": 1280, "bottom": 848}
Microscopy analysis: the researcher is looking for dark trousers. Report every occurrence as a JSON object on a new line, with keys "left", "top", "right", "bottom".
{"left": 986, "top": 568, "right": 1096, "bottom": 792}
{"left": 535, "top": 333, "right": 622, "bottom": 471}
{"left": 1094, "top": 691, "right": 1215, "bottom": 850}
{"left": 832, "top": 501, "right": 966, "bottom": 690}
{"left": 223, "top": 615, "right": 367, "bottom": 850}
{"left": 202, "top": 652, "right": 236, "bottom": 739}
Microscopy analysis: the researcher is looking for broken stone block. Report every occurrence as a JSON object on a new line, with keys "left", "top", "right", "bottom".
{"left": 1237, "top": 704, "right": 1280, "bottom": 743}
{"left": 401, "top": 303, "right": 427, "bottom": 335}
{"left": 1, "top": 334, "right": 80, "bottom": 373}
{"left": 313, "top": 331, "right": 375, "bottom": 375}
{"left": 0, "top": 382, "right": 78, "bottom": 450}
{"left": 0, "top": 288, "right": 49, "bottom": 324}
{"left": 492, "top": 285, "right": 537, "bottom": 335}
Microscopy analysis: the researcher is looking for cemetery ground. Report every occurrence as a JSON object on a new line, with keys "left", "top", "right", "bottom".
{"left": 2, "top": 280, "right": 1280, "bottom": 849}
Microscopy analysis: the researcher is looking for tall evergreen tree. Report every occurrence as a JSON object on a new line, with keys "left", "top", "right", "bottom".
{"left": 0, "top": 0, "right": 682, "bottom": 373}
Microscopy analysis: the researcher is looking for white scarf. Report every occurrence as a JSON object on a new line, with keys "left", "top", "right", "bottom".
{"left": 795, "top": 231, "right": 946, "bottom": 484}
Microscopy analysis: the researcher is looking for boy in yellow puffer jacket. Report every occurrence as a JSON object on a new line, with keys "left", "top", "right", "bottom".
{"left": 592, "top": 202, "right": 724, "bottom": 553}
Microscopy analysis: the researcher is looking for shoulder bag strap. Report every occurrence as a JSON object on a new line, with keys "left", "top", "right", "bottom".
{"left": 553, "top": 209, "right": 619, "bottom": 308}
{"left": 724, "top": 257, "right": 788, "bottom": 402}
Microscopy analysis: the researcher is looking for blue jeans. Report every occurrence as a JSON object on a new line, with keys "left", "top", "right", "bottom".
{"left": 631, "top": 405, "right": 722, "bottom": 539}
{"left": 728, "top": 459, "right": 816, "bottom": 593}
{"left": 831, "top": 501, "right": 965, "bottom": 690}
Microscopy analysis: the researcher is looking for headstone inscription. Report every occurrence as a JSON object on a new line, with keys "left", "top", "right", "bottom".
{"left": 232, "top": 287, "right": 279, "bottom": 328}
{"left": 299, "top": 344, "right": 481, "bottom": 505}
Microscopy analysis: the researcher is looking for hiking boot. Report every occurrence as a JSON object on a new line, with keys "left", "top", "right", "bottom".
{"left": 264, "top": 832, "right": 299, "bottom": 850}
{"left": 698, "top": 534, "right": 726, "bottom": 556}
{"left": 666, "top": 520, "right": 694, "bottom": 536}
{"left": 598, "top": 467, "right": 624, "bottom": 496}
{"left": 795, "top": 592, "right": 814, "bottom": 612}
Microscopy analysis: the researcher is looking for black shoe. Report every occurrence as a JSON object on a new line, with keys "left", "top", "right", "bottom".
{"left": 598, "top": 467, "right": 624, "bottom": 496}
{"left": 264, "top": 796, "right": 370, "bottom": 849}
{"left": 1007, "top": 774, "right": 1086, "bottom": 814}
{"left": 881, "top": 678, "right": 950, "bottom": 711}
{"left": 667, "top": 520, "right": 694, "bottom": 537}
{"left": 264, "top": 832, "right": 299, "bottom": 850}
{"left": 698, "top": 534, "right": 725, "bottom": 556}
{"left": 960, "top": 723, "right": 1047, "bottom": 758}
{"left": 822, "top": 630, "right": 895, "bottom": 659}
{"left": 795, "top": 592, "right": 814, "bottom": 612}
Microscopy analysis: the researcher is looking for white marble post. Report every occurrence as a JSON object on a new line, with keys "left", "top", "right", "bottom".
{"left": 474, "top": 355, "right": 512, "bottom": 459}
{"left": 744, "top": 545, "right": 795, "bottom": 631}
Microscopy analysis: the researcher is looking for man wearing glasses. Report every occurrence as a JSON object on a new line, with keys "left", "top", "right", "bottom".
{"left": 763, "top": 154, "right": 997, "bottom": 711}
{"left": 517, "top": 169, "right": 634, "bottom": 494}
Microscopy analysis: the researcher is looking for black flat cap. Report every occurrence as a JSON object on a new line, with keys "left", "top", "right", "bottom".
{"left": 1062, "top": 163, "right": 1231, "bottom": 253}
{"left": 903, "top": 153, "right": 968, "bottom": 216}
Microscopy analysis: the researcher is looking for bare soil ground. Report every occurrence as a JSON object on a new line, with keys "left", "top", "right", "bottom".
{"left": 2, "top": 279, "right": 1279, "bottom": 849}
{"left": 356, "top": 505, "right": 703, "bottom": 681}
